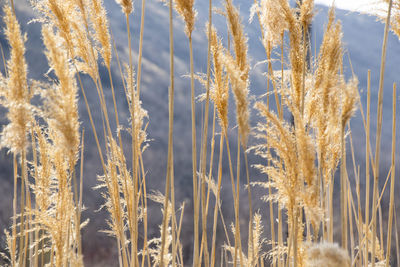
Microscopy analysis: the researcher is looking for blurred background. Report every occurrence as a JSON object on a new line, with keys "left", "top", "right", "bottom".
{"left": 0, "top": 0, "right": 399, "bottom": 265}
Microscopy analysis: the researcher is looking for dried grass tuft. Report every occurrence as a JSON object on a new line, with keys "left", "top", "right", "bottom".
{"left": 305, "top": 243, "right": 350, "bottom": 267}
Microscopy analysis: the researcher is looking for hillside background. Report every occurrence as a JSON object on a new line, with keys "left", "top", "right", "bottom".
{"left": 0, "top": 0, "right": 399, "bottom": 265}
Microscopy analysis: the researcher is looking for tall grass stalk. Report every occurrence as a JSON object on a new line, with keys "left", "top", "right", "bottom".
{"left": 137, "top": 0, "right": 149, "bottom": 258}
{"left": 372, "top": 1, "right": 393, "bottom": 266}
{"left": 210, "top": 131, "right": 225, "bottom": 267}
{"left": 160, "top": 0, "right": 176, "bottom": 265}
{"left": 384, "top": 84, "right": 396, "bottom": 267}
{"left": 365, "top": 69, "right": 371, "bottom": 266}
{"left": 170, "top": 0, "right": 199, "bottom": 262}
{"left": 198, "top": 0, "right": 212, "bottom": 265}
{"left": 189, "top": 34, "right": 200, "bottom": 267}
{"left": 341, "top": 118, "right": 348, "bottom": 250}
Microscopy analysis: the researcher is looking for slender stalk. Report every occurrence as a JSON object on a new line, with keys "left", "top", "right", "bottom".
{"left": 341, "top": 123, "right": 348, "bottom": 250}
{"left": 223, "top": 136, "right": 239, "bottom": 263}
{"left": 107, "top": 66, "right": 125, "bottom": 147}
{"left": 206, "top": 106, "right": 217, "bottom": 219}
{"left": 171, "top": 145, "right": 178, "bottom": 266}
{"left": 278, "top": 34, "right": 285, "bottom": 267}
{"left": 356, "top": 164, "right": 362, "bottom": 267}
{"left": 25, "top": 149, "right": 33, "bottom": 266}
{"left": 211, "top": 132, "right": 225, "bottom": 267}
{"left": 109, "top": 33, "right": 131, "bottom": 266}
{"left": 265, "top": 59, "right": 276, "bottom": 267}
{"left": 73, "top": 63, "right": 107, "bottom": 175}
{"left": 379, "top": 201, "right": 384, "bottom": 262}
{"left": 372, "top": 2, "right": 393, "bottom": 265}
{"left": 199, "top": 0, "right": 213, "bottom": 266}
{"left": 244, "top": 150, "right": 254, "bottom": 265}
{"left": 365, "top": 70, "right": 371, "bottom": 266}
{"left": 137, "top": 1, "right": 148, "bottom": 257}
{"left": 293, "top": 207, "right": 298, "bottom": 267}
{"left": 189, "top": 35, "right": 200, "bottom": 267}
{"left": 160, "top": 0, "right": 175, "bottom": 265}
{"left": 12, "top": 154, "right": 17, "bottom": 267}
{"left": 174, "top": 203, "right": 185, "bottom": 265}
{"left": 137, "top": 0, "right": 146, "bottom": 97}
{"left": 348, "top": 126, "right": 362, "bottom": 266}
{"left": 139, "top": 152, "right": 151, "bottom": 267}
{"left": 0, "top": 44, "right": 7, "bottom": 77}
{"left": 200, "top": 105, "right": 218, "bottom": 264}
{"left": 385, "top": 84, "right": 396, "bottom": 267}
{"left": 78, "top": 129, "right": 85, "bottom": 258}
{"left": 19, "top": 149, "right": 27, "bottom": 267}
{"left": 394, "top": 206, "right": 400, "bottom": 266}
{"left": 234, "top": 136, "right": 244, "bottom": 267}
{"left": 348, "top": 185, "right": 354, "bottom": 263}
{"left": 124, "top": 13, "right": 140, "bottom": 266}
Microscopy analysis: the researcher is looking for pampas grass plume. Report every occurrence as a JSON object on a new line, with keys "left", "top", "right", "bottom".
{"left": 90, "top": 0, "right": 112, "bottom": 68}
{"left": 209, "top": 25, "right": 229, "bottom": 132}
{"left": 174, "top": 0, "right": 196, "bottom": 38}
{"left": 0, "top": 5, "right": 31, "bottom": 154}
{"left": 42, "top": 25, "right": 80, "bottom": 163}
{"left": 259, "top": 0, "right": 288, "bottom": 47}
{"left": 115, "top": 0, "right": 133, "bottom": 15}
{"left": 223, "top": 0, "right": 250, "bottom": 147}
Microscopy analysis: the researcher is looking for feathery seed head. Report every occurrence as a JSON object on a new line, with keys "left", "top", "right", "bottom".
{"left": 248, "top": 212, "right": 265, "bottom": 266}
{"left": 315, "top": 8, "right": 343, "bottom": 92}
{"left": 70, "top": 21, "right": 99, "bottom": 79}
{"left": 89, "top": 0, "right": 112, "bottom": 68}
{"left": 0, "top": 5, "right": 32, "bottom": 154}
{"left": 174, "top": 0, "right": 197, "bottom": 38}
{"left": 299, "top": 0, "right": 314, "bottom": 27}
{"left": 224, "top": 0, "right": 251, "bottom": 147}
{"left": 123, "top": 65, "right": 148, "bottom": 148}
{"left": 33, "top": 126, "right": 53, "bottom": 212}
{"left": 259, "top": 0, "right": 289, "bottom": 47}
{"left": 47, "top": 0, "right": 76, "bottom": 48}
{"left": 391, "top": 1, "right": 400, "bottom": 38}
{"left": 305, "top": 243, "right": 350, "bottom": 267}
{"left": 208, "top": 25, "right": 229, "bottom": 132}
{"left": 253, "top": 102, "right": 301, "bottom": 209}
{"left": 341, "top": 77, "right": 359, "bottom": 127}
{"left": 42, "top": 25, "right": 80, "bottom": 164}
{"left": 225, "top": 0, "right": 249, "bottom": 78}
{"left": 221, "top": 52, "right": 250, "bottom": 148}
{"left": 378, "top": 0, "right": 400, "bottom": 39}
{"left": 115, "top": 0, "right": 133, "bottom": 15}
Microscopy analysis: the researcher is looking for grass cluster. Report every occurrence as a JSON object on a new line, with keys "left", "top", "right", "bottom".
{"left": 0, "top": 0, "right": 398, "bottom": 266}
